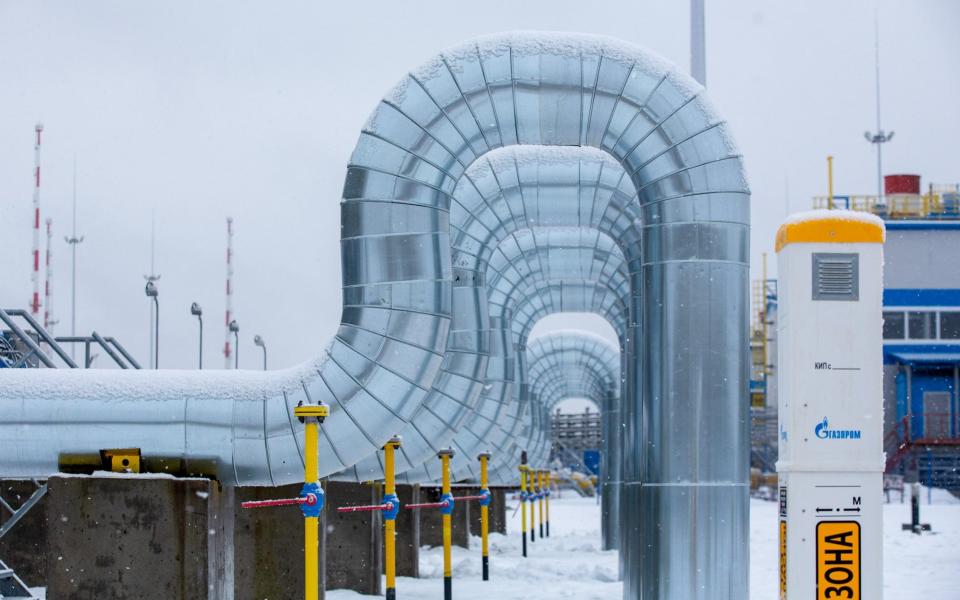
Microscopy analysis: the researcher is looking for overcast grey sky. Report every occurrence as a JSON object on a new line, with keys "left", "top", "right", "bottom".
{"left": 1, "top": 0, "right": 957, "bottom": 370}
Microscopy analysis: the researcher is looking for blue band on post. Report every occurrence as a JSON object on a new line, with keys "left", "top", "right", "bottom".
{"left": 478, "top": 488, "right": 491, "bottom": 507}
{"left": 382, "top": 493, "right": 400, "bottom": 520}
{"left": 439, "top": 493, "right": 455, "bottom": 515}
{"left": 299, "top": 482, "right": 324, "bottom": 518}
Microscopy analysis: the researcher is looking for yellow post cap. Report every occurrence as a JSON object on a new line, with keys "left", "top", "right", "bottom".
{"left": 775, "top": 210, "right": 885, "bottom": 252}
{"left": 294, "top": 404, "right": 330, "bottom": 418}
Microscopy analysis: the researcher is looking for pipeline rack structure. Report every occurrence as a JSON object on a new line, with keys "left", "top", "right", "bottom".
{"left": 0, "top": 31, "right": 752, "bottom": 599}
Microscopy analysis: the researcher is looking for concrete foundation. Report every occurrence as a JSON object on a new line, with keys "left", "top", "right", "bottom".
{"left": 234, "top": 483, "right": 305, "bottom": 600}
{"left": 44, "top": 475, "right": 230, "bottom": 600}
{"left": 489, "top": 488, "right": 508, "bottom": 535}
{"left": 418, "top": 486, "right": 470, "bottom": 549}
{"left": 323, "top": 481, "right": 382, "bottom": 595}
{"left": 0, "top": 476, "right": 426, "bottom": 597}
{"left": 392, "top": 483, "right": 420, "bottom": 578}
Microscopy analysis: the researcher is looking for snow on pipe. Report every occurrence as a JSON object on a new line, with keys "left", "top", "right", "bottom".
{"left": 1, "top": 38, "right": 748, "bottom": 595}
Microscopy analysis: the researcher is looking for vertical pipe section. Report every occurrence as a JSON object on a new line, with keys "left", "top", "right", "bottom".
{"left": 544, "top": 470, "right": 551, "bottom": 538}
{"left": 633, "top": 191, "right": 750, "bottom": 597}
{"left": 537, "top": 470, "right": 545, "bottom": 539}
{"left": 383, "top": 436, "right": 401, "bottom": 600}
{"left": 478, "top": 452, "right": 491, "bottom": 581}
{"left": 295, "top": 403, "right": 328, "bottom": 600}
{"left": 529, "top": 466, "right": 536, "bottom": 543}
{"left": 519, "top": 463, "right": 527, "bottom": 557}
{"left": 439, "top": 448, "right": 455, "bottom": 600}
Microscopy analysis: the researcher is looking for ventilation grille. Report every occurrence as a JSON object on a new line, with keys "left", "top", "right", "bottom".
{"left": 812, "top": 253, "right": 859, "bottom": 301}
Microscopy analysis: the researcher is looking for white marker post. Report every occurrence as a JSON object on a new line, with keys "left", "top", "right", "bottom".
{"left": 775, "top": 210, "right": 885, "bottom": 600}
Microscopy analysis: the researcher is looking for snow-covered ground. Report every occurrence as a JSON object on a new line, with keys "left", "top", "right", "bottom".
{"left": 328, "top": 490, "right": 960, "bottom": 600}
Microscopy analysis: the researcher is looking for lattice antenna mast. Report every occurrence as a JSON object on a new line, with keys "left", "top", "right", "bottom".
{"left": 224, "top": 217, "right": 234, "bottom": 369}
{"left": 31, "top": 123, "right": 43, "bottom": 317}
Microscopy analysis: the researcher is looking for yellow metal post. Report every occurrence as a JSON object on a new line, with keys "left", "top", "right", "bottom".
{"left": 294, "top": 403, "right": 328, "bottom": 600}
{"left": 383, "top": 436, "right": 402, "bottom": 600}
{"left": 827, "top": 155, "right": 835, "bottom": 210}
{"left": 544, "top": 470, "right": 551, "bottom": 537}
{"left": 478, "top": 452, "right": 491, "bottom": 581}
{"left": 519, "top": 464, "right": 528, "bottom": 557}
{"left": 438, "top": 448, "right": 455, "bottom": 600}
{"left": 529, "top": 468, "right": 536, "bottom": 544}
{"left": 537, "top": 470, "right": 545, "bottom": 539}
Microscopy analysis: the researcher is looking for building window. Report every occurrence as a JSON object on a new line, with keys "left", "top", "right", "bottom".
{"left": 940, "top": 311, "right": 960, "bottom": 340}
{"left": 908, "top": 311, "right": 937, "bottom": 339}
{"left": 882, "top": 312, "right": 905, "bottom": 339}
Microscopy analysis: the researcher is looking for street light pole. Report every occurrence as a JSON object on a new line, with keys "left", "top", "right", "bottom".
{"left": 864, "top": 11, "right": 893, "bottom": 204}
{"left": 191, "top": 303, "right": 203, "bottom": 369}
{"left": 229, "top": 320, "right": 239, "bottom": 369}
{"left": 145, "top": 281, "right": 159, "bottom": 369}
{"left": 254, "top": 335, "right": 267, "bottom": 371}
{"left": 64, "top": 157, "right": 84, "bottom": 362}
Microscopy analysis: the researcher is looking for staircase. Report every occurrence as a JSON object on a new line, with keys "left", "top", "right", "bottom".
{"left": 0, "top": 559, "right": 35, "bottom": 599}
{"left": 916, "top": 449, "right": 960, "bottom": 497}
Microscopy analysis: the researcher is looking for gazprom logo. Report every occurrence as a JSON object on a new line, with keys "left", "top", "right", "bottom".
{"left": 814, "top": 417, "right": 861, "bottom": 440}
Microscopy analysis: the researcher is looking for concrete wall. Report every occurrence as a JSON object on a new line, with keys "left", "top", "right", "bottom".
{"left": 418, "top": 486, "right": 469, "bottom": 549}
{"left": 489, "top": 488, "right": 508, "bottom": 535}
{"left": 393, "top": 484, "right": 420, "bottom": 578}
{"left": 45, "top": 475, "right": 228, "bottom": 600}
{"left": 323, "top": 481, "right": 382, "bottom": 595}
{"left": 234, "top": 483, "right": 304, "bottom": 600}
{"left": 4, "top": 476, "right": 498, "bottom": 597}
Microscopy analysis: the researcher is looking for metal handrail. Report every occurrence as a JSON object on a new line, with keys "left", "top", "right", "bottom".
{"left": 0, "top": 308, "right": 58, "bottom": 368}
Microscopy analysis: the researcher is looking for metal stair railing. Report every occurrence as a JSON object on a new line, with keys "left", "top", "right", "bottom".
{"left": 0, "top": 558, "right": 36, "bottom": 599}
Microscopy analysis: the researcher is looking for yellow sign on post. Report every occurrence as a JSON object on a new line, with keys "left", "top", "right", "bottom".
{"left": 816, "top": 521, "right": 860, "bottom": 599}
{"left": 779, "top": 520, "right": 787, "bottom": 600}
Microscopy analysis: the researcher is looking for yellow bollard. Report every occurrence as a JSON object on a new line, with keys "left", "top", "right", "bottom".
{"left": 478, "top": 452, "right": 492, "bottom": 580}
{"left": 538, "top": 470, "right": 545, "bottom": 539}
{"left": 383, "top": 436, "right": 402, "bottom": 600}
{"left": 295, "top": 403, "right": 329, "bottom": 600}
{"left": 544, "top": 470, "right": 551, "bottom": 537}
{"left": 438, "top": 448, "right": 455, "bottom": 600}
{"left": 529, "top": 468, "right": 536, "bottom": 544}
{"left": 519, "top": 463, "right": 528, "bottom": 557}
{"left": 240, "top": 402, "right": 328, "bottom": 600}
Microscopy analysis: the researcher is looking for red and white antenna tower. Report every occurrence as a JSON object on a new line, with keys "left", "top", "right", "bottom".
{"left": 224, "top": 217, "right": 234, "bottom": 369}
{"left": 30, "top": 123, "right": 43, "bottom": 317}
{"left": 44, "top": 218, "right": 57, "bottom": 334}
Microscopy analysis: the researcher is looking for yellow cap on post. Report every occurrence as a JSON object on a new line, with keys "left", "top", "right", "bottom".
{"left": 775, "top": 211, "right": 885, "bottom": 252}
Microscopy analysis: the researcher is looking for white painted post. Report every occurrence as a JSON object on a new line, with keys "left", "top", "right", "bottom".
{"left": 775, "top": 211, "right": 885, "bottom": 600}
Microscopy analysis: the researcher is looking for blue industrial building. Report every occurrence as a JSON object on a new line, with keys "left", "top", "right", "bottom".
{"left": 752, "top": 177, "right": 960, "bottom": 495}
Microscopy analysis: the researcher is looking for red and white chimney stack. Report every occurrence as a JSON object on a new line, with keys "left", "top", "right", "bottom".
{"left": 31, "top": 123, "right": 43, "bottom": 317}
